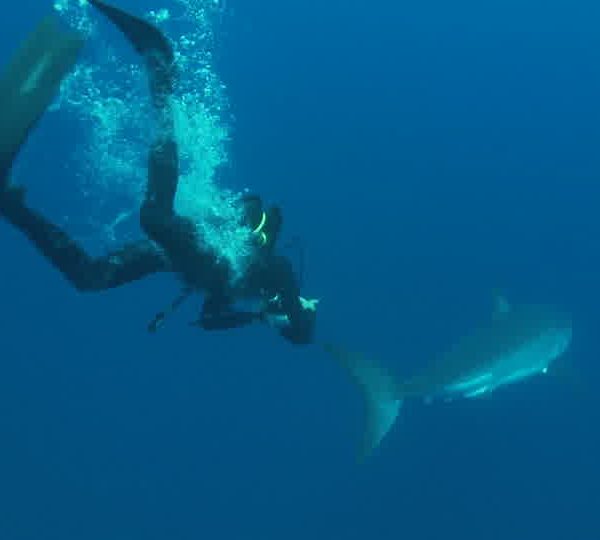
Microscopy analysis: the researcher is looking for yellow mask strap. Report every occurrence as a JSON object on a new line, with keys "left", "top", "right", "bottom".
{"left": 253, "top": 211, "right": 268, "bottom": 245}
{"left": 253, "top": 211, "right": 267, "bottom": 234}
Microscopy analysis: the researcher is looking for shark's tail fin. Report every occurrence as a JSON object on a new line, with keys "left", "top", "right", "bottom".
{"left": 324, "top": 343, "right": 402, "bottom": 460}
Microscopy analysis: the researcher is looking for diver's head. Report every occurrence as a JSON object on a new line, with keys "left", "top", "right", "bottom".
{"left": 241, "top": 194, "right": 282, "bottom": 250}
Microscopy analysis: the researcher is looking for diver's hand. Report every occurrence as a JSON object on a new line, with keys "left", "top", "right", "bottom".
{"left": 262, "top": 312, "right": 291, "bottom": 329}
{"left": 299, "top": 297, "right": 319, "bottom": 312}
{"left": 256, "top": 294, "right": 289, "bottom": 328}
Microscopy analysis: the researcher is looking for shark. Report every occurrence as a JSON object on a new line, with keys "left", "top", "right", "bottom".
{"left": 325, "top": 296, "right": 573, "bottom": 459}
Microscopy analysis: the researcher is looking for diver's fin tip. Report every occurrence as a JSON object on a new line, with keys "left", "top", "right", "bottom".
{"left": 88, "top": 0, "right": 173, "bottom": 60}
{"left": 0, "top": 15, "right": 84, "bottom": 173}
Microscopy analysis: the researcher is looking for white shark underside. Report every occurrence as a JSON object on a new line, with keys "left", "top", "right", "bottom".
{"left": 326, "top": 298, "right": 573, "bottom": 458}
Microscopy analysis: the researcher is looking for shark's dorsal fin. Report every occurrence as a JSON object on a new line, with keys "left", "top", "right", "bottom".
{"left": 493, "top": 294, "right": 511, "bottom": 319}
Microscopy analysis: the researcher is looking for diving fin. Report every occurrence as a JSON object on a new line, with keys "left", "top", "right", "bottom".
{"left": 88, "top": 0, "right": 173, "bottom": 60}
{"left": 323, "top": 343, "right": 403, "bottom": 460}
{"left": 88, "top": 0, "right": 175, "bottom": 105}
{"left": 0, "top": 16, "right": 84, "bottom": 177}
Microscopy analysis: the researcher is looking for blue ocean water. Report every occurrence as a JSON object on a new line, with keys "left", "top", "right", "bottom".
{"left": 1, "top": 0, "right": 599, "bottom": 538}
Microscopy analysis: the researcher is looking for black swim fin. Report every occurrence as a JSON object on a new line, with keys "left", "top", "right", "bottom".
{"left": 0, "top": 16, "right": 84, "bottom": 178}
{"left": 88, "top": 0, "right": 173, "bottom": 62}
{"left": 88, "top": 0, "right": 175, "bottom": 105}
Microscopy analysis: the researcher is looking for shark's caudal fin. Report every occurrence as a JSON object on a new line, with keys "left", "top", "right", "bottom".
{"left": 324, "top": 343, "right": 402, "bottom": 460}
{"left": 0, "top": 16, "right": 84, "bottom": 177}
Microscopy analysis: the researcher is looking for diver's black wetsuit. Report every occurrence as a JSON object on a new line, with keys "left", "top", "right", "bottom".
{"left": 0, "top": 0, "right": 315, "bottom": 345}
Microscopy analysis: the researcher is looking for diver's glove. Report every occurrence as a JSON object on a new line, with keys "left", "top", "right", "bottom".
{"left": 299, "top": 296, "right": 319, "bottom": 312}
{"left": 259, "top": 295, "right": 319, "bottom": 329}
{"left": 280, "top": 297, "right": 318, "bottom": 345}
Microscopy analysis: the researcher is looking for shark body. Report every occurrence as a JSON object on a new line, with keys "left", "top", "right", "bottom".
{"left": 326, "top": 298, "right": 573, "bottom": 458}
{"left": 401, "top": 302, "right": 572, "bottom": 402}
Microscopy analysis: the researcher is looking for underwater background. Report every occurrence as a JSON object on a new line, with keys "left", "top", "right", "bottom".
{"left": 1, "top": 0, "right": 599, "bottom": 538}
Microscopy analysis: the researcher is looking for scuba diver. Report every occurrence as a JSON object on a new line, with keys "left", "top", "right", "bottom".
{"left": 0, "top": 0, "right": 317, "bottom": 345}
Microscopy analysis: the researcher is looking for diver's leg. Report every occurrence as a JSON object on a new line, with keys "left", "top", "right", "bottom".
{"left": 89, "top": 1, "right": 184, "bottom": 244}
{"left": 0, "top": 12, "right": 171, "bottom": 291}
{"left": 0, "top": 194, "right": 169, "bottom": 291}
{"left": 88, "top": 2, "right": 226, "bottom": 291}
{"left": 0, "top": 16, "right": 84, "bottom": 179}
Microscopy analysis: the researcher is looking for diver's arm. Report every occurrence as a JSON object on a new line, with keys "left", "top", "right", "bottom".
{"left": 199, "top": 310, "right": 259, "bottom": 331}
{"left": 278, "top": 294, "right": 316, "bottom": 345}
{"left": 258, "top": 290, "right": 315, "bottom": 345}
{"left": 264, "top": 255, "right": 316, "bottom": 345}
{"left": 196, "top": 294, "right": 261, "bottom": 331}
